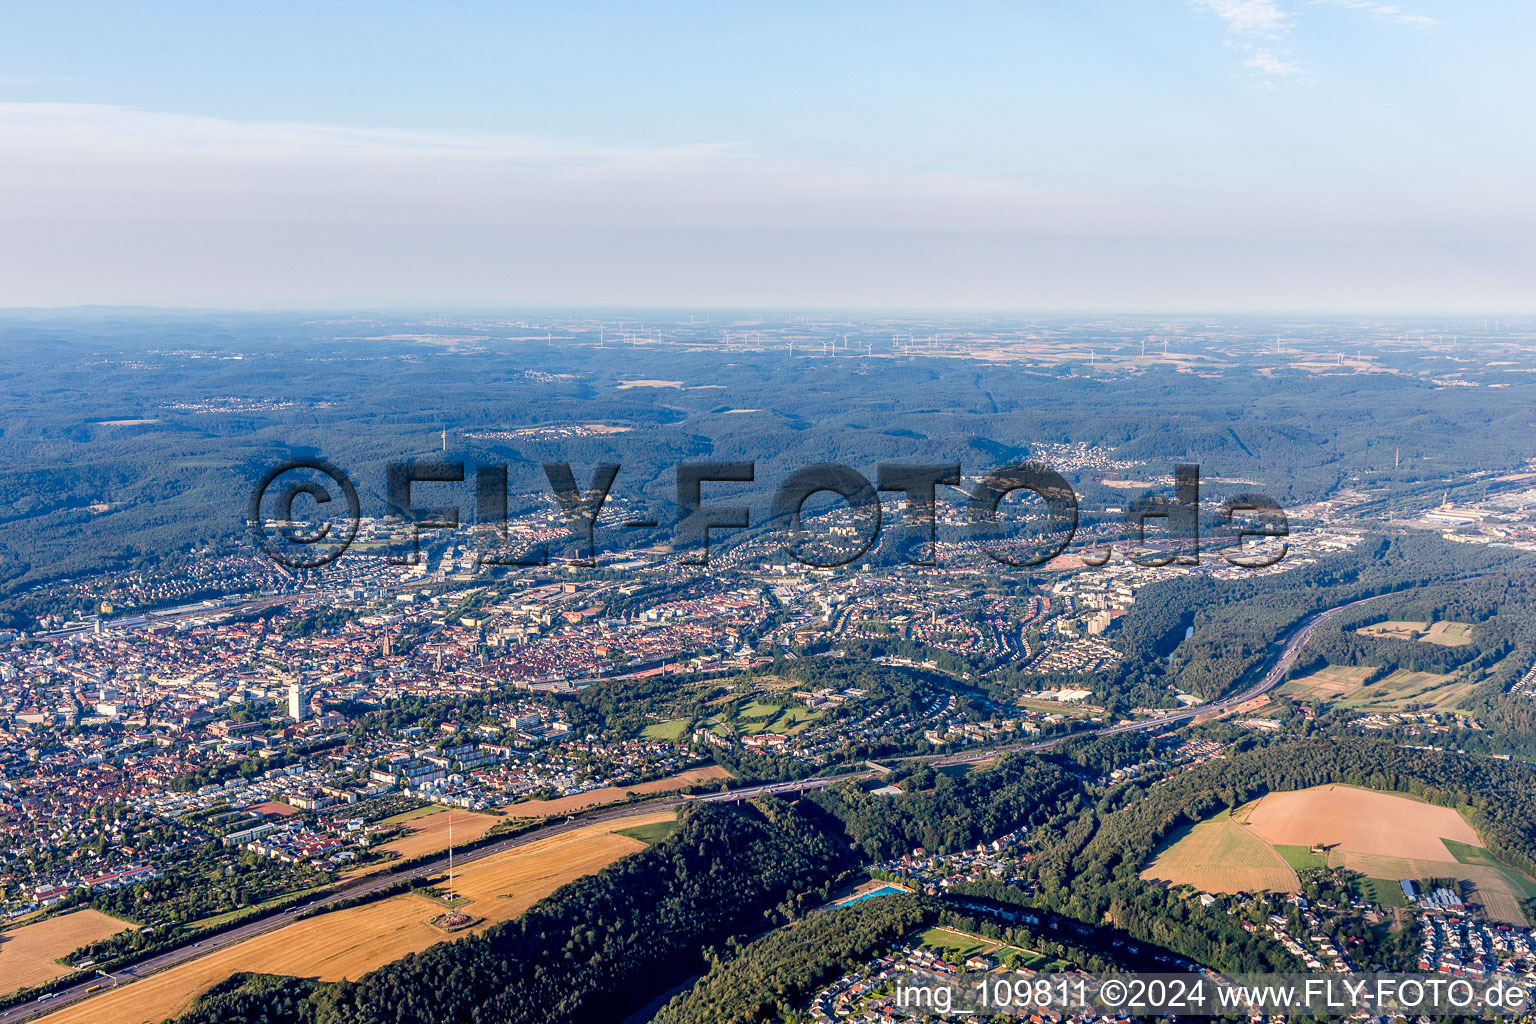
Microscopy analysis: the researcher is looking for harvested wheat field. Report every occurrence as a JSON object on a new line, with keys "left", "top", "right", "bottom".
{"left": 1141, "top": 786, "right": 1536, "bottom": 925}
{"left": 369, "top": 807, "right": 500, "bottom": 860}
{"left": 502, "top": 765, "right": 730, "bottom": 817}
{"left": 0, "top": 909, "right": 135, "bottom": 996}
{"left": 37, "top": 812, "right": 672, "bottom": 1024}
{"left": 1142, "top": 810, "right": 1299, "bottom": 893}
{"left": 1239, "top": 785, "right": 1480, "bottom": 860}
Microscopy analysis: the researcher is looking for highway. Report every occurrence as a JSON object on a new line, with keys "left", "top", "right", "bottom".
{"left": 1, "top": 800, "right": 687, "bottom": 1024}
{"left": 701, "top": 594, "right": 1385, "bottom": 795}
{"left": 7, "top": 594, "right": 1380, "bottom": 1023}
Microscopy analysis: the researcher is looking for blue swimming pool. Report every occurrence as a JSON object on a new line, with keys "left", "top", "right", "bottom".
{"left": 837, "top": 883, "right": 911, "bottom": 906}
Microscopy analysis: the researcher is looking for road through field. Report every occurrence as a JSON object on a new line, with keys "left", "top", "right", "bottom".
{"left": 704, "top": 593, "right": 1387, "bottom": 804}
{"left": 0, "top": 911, "right": 135, "bottom": 997}
{"left": 4, "top": 802, "right": 687, "bottom": 1024}
{"left": 0, "top": 592, "right": 1401, "bottom": 1023}
{"left": 28, "top": 813, "right": 672, "bottom": 1024}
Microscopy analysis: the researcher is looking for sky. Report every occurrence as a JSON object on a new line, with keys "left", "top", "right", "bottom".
{"left": 0, "top": 1, "right": 1531, "bottom": 311}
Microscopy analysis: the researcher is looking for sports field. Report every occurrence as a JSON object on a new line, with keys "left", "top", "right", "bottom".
{"left": 1141, "top": 810, "right": 1300, "bottom": 893}
{"left": 35, "top": 812, "right": 673, "bottom": 1024}
{"left": 639, "top": 718, "right": 689, "bottom": 741}
{"left": 917, "top": 926, "right": 999, "bottom": 958}
{"left": 0, "top": 909, "right": 134, "bottom": 996}
{"left": 1144, "top": 786, "right": 1535, "bottom": 924}
{"left": 501, "top": 765, "right": 730, "bottom": 817}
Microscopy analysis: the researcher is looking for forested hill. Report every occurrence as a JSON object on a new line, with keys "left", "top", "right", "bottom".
{"left": 1029, "top": 738, "right": 1536, "bottom": 967}
{"left": 8, "top": 312, "right": 1536, "bottom": 604}
{"left": 169, "top": 799, "right": 852, "bottom": 1024}
{"left": 1081, "top": 738, "right": 1536, "bottom": 882}
{"left": 652, "top": 895, "right": 937, "bottom": 1024}
{"left": 807, "top": 750, "right": 1086, "bottom": 861}
{"left": 1106, "top": 533, "right": 1533, "bottom": 706}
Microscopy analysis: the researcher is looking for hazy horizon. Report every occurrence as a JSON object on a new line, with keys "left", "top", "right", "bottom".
{"left": 2, "top": 1, "right": 1532, "bottom": 311}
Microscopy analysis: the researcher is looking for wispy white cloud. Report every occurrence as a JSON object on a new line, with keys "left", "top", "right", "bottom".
{"left": 1194, "top": 0, "right": 1293, "bottom": 36}
{"left": 1245, "top": 49, "right": 1316, "bottom": 84}
{"left": 0, "top": 103, "right": 1124, "bottom": 235}
{"left": 1196, "top": 0, "right": 1436, "bottom": 84}
{"left": 1311, "top": 0, "right": 1437, "bottom": 29}
{"left": 1196, "top": 0, "right": 1310, "bottom": 83}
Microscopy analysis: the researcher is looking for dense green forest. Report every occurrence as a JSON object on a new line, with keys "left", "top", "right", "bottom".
{"left": 1106, "top": 532, "right": 1533, "bottom": 705}
{"left": 652, "top": 895, "right": 937, "bottom": 1024}
{"left": 807, "top": 752, "right": 1086, "bottom": 860}
{"left": 8, "top": 312, "right": 1536, "bottom": 616}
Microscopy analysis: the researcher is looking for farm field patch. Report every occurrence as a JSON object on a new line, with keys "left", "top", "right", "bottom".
{"left": 1141, "top": 809, "right": 1299, "bottom": 893}
{"left": 1333, "top": 852, "right": 1528, "bottom": 924}
{"left": 501, "top": 765, "right": 730, "bottom": 818}
{"left": 1356, "top": 620, "right": 1476, "bottom": 646}
{"left": 1279, "top": 664, "right": 1468, "bottom": 712}
{"left": 0, "top": 910, "right": 134, "bottom": 997}
{"left": 364, "top": 808, "right": 500, "bottom": 863}
{"left": 1278, "top": 665, "right": 1375, "bottom": 701}
{"left": 1239, "top": 785, "right": 1480, "bottom": 860}
{"left": 1346, "top": 669, "right": 1470, "bottom": 712}
{"left": 35, "top": 813, "right": 670, "bottom": 1024}
{"left": 1146, "top": 786, "right": 1535, "bottom": 925}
